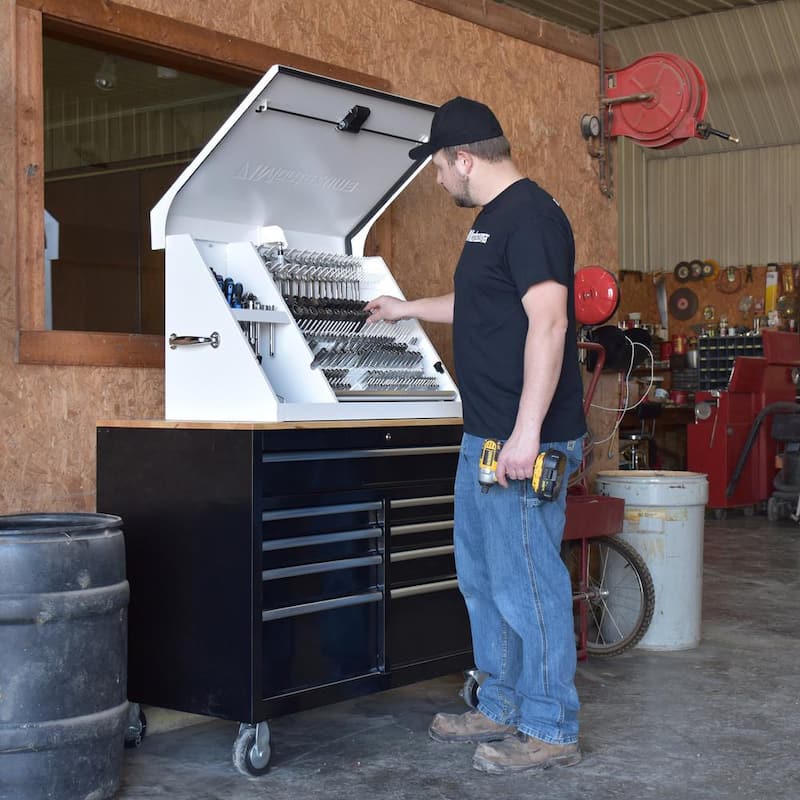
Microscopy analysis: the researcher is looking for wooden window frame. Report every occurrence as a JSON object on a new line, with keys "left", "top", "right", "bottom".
{"left": 15, "top": 0, "right": 389, "bottom": 368}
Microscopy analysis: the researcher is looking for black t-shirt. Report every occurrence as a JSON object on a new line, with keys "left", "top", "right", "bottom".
{"left": 452, "top": 178, "right": 586, "bottom": 442}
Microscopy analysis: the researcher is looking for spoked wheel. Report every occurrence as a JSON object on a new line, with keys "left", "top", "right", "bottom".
{"left": 565, "top": 536, "right": 655, "bottom": 656}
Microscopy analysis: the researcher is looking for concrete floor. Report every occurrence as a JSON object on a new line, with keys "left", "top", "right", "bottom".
{"left": 118, "top": 515, "right": 800, "bottom": 799}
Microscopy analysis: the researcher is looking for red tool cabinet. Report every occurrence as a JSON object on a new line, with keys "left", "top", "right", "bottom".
{"left": 687, "top": 330, "right": 800, "bottom": 517}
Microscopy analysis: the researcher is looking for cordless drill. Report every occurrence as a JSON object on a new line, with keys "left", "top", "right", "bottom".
{"left": 478, "top": 438, "right": 566, "bottom": 500}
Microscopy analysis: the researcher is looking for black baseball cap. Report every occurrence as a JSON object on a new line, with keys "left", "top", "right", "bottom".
{"left": 408, "top": 96, "right": 504, "bottom": 160}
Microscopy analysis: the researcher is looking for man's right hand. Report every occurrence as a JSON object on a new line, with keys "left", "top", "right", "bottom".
{"left": 363, "top": 295, "right": 406, "bottom": 323}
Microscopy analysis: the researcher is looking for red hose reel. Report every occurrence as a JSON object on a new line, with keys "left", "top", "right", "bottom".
{"left": 602, "top": 52, "right": 736, "bottom": 149}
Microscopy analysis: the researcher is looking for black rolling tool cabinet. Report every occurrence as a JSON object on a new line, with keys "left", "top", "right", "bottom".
{"left": 96, "top": 418, "right": 472, "bottom": 775}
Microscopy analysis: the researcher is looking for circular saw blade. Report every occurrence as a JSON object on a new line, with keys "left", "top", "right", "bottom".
{"left": 668, "top": 287, "right": 699, "bottom": 320}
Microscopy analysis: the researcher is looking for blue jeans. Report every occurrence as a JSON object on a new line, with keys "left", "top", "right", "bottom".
{"left": 454, "top": 433, "right": 582, "bottom": 744}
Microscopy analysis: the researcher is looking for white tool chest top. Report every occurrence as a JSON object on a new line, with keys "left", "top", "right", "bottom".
{"left": 151, "top": 65, "right": 436, "bottom": 254}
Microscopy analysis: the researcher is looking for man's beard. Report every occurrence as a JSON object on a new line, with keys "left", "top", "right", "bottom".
{"left": 451, "top": 176, "right": 476, "bottom": 208}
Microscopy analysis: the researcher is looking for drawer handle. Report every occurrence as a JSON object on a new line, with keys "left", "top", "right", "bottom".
{"left": 262, "top": 591, "right": 382, "bottom": 621}
{"left": 262, "top": 555, "right": 382, "bottom": 581}
{"left": 391, "top": 579, "right": 459, "bottom": 599}
{"left": 262, "top": 501, "right": 382, "bottom": 521}
{"left": 261, "top": 446, "right": 459, "bottom": 463}
{"left": 391, "top": 545, "right": 454, "bottom": 562}
{"left": 391, "top": 495, "right": 454, "bottom": 509}
{"left": 169, "top": 332, "right": 220, "bottom": 349}
{"left": 263, "top": 528, "right": 380, "bottom": 552}
{"left": 391, "top": 521, "right": 454, "bottom": 536}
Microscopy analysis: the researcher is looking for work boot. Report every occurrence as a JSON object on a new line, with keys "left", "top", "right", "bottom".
{"left": 472, "top": 733, "right": 582, "bottom": 774}
{"left": 429, "top": 710, "right": 516, "bottom": 743}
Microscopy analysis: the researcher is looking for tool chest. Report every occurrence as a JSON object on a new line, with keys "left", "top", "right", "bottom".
{"left": 96, "top": 66, "right": 472, "bottom": 776}
{"left": 150, "top": 64, "right": 461, "bottom": 423}
{"left": 96, "top": 419, "right": 471, "bottom": 774}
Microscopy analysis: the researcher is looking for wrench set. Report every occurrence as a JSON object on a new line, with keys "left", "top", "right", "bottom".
{"left": 258, "top": 244, "right": 448, "bottom": 398}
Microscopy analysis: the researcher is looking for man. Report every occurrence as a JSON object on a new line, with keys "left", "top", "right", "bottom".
{"left": 364, "top": 96, "right": 587, "bottom": 774}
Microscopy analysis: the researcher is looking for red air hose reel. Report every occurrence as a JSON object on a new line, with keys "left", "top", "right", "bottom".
{"left": 603, "top": 52, "right": 736, "bottom": 149}
{"left": 581, "top": 51, "right": 738, "bottom": 196}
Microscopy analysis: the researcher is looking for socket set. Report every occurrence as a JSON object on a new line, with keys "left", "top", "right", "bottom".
{"left": 258, "top": 245, "right": 450, "bottom": 400}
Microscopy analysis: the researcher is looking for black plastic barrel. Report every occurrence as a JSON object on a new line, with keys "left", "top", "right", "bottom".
{"left": 0, "top": 514, "right": 129, "bottom": 800}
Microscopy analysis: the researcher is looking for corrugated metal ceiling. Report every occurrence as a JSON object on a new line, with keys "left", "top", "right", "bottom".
{"left": 499, "top": 0, "right": 779, "bottom": 33}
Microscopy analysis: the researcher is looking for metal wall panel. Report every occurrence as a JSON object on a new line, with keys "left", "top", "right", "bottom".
{"left": 645, "top": 144, "right": 800, "bottom": 269}
{"left": 616, "top": 136, "right": 649, "bottom": 270}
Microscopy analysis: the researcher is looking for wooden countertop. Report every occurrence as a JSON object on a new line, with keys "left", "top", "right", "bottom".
{"left": 622, "top": 403, "right": 694, "bottom": 424}
{"left": 97, "top": 417, "right": 464, "bottom": 430}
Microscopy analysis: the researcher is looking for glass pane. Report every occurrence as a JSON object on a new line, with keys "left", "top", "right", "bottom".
{"left": 43, "top": 36, "right": 251, "bottom": 333}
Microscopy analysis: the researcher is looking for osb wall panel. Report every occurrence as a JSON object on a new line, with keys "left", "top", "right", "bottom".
{"left": 617, "top": 265, "right": 776, "bottom": 338}
{"left": 0, "top": 367, "right": 163, "bottom": 512}
{"left": 1, "top": 0, "right": 617, "bottom": 513}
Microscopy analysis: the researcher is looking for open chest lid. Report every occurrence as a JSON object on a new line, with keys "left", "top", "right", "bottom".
{"left": 151, "top": 65, "right": 436, "bottom": 253}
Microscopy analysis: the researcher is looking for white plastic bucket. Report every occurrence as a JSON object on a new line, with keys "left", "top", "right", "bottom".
{"left": 595, "top": 470, "right": 709, "bottom": 650}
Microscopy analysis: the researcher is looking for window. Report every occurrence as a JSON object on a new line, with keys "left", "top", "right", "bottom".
{"left": 15, "top": 2, "right": 388, "bottom": 367}
{"left": 43, "top": 37, "right": 250, "bottom": 334}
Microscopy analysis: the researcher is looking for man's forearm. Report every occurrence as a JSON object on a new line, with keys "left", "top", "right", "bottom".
{"left": 402, "top": 293, "right": 454, "bottom": 324}
{"left": 365, "top": 292, "right": 454, "bottom": 325}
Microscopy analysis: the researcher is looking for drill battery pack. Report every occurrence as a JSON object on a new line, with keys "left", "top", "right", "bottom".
{"left": 531, "top": 449, "right": 566, "bottom": 501}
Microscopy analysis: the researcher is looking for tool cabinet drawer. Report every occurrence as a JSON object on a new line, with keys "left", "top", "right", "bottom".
{"left": 261, "top": 499, "right": 383, "bottom": 568}
{"left": 390, "top": 546, "right": 455, "bottom": 587}
{"left": 262, "top": 601, "right": 382, "bottom": 696}
{"left": 260, "top": 426, "right": 462, "bottom": 454}
{"left": 260, "top": 445, "right": 459, "bottom": 496}
{"left": 388, "top": 494, "right": 455, "bottom": 551}
{"left": 262, "top": 556, "right": 383, "bottom": 608}
{"left": 389, "top": 585, "right": 470, "bottom": 668}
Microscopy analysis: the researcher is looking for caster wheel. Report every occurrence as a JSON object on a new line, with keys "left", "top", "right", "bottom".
{"left": 124, "top": 705, "right": 147, "bottom": 749}
{"left": 712, "top": 508, "right": 727, "bottom": 520}
{"left": 767, "top": 496, "right": 780, "bottom": 522}
{"left": 460, "top": 674, "right": 479, "bottom": 709}
{"left": 233, "top": 723, "right": 271, "bottom": 777}
{"left": 743, "top": 505, "right": 755, "bottom": 517}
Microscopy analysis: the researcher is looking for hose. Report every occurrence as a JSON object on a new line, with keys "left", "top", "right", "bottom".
{"left": 726, "top": 402, "right": 800, "bottom": 497}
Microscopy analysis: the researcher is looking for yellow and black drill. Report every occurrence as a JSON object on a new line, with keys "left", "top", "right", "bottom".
{"left": 478, "top": 438, "right": 566, "bottom": 500}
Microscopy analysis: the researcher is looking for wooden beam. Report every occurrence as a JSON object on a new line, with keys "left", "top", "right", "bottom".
{"left": 407, "top": 0, "right": 620, "bottom": 68}
{"left": 15, "top": 5, "right": 45, "bottom": 331}
{"left": 18, "top": 330, "right": 165, "bottom": 368}
{"left": 18, "top": 0, "right": 390, "bottom": 90}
